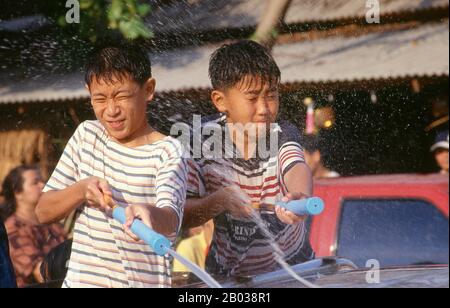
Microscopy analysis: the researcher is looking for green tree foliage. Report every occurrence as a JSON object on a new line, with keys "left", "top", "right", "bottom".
{"left": 55, "top": 0, "right": 153, "bottom": 43}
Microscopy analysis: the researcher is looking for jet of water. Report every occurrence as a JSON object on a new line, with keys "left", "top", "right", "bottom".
{"left": 112, "top": 205, "right": 223, "bottom": 288}
{"left": 167, "top": 248, "right": 223, "bottom": 289}
{"left": 249, "top": 210, "right": 321, "bottom": 289}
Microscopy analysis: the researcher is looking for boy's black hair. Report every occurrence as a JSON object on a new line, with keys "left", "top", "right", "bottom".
{"left": 209, "top": 40, "right": 281, "bottom": 90}
{"left": 302, "top": 134, "right": 320, "bottom": 153}
{"left": 85, "top": 42, "right": 151, "bottom": 87}
{"left": 302, "top": 133, "right": 334, "bottom": 169}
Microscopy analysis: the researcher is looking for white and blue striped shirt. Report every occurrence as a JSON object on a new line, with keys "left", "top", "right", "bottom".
{"left": 44, "top": 120, "right": 187, "bottom": 288}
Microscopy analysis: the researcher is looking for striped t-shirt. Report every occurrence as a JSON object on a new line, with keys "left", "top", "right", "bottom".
{"left": 44, "top": 120, "right": 187, "bottom": 288}
{"left": 187, "top": 115, "right": 314, "bottom": 277}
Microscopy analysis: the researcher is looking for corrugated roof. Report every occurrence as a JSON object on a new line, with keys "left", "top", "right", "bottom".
{"left": 0, "top": 73, "right": 88, "bottom": 104}
{"left": 285, "top": 0, "right": 449, "bottom": 24}
{"left": 276, "top": 21, "right": 449, "bottom": 83}
{"left": 147, "top": 0, "right": 449, "bottom": 34}
{"left": 0, "top": 15, "right": 50, "bottom": 33}
{"left": 0, "top": 22, "right": 448, "bottom": 104}
{"left": 153, "top": 21, "right": 449, "bottom": 90}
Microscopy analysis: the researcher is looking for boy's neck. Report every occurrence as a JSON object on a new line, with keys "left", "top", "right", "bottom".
{"left": 114, "top": 122, "right": 165, "bottom": 148}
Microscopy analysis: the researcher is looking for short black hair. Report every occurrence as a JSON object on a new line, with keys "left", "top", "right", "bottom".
{"left": 209, "top": 40, "right": 281, "bottom": 90}
{"left": 302, "top": 134, "right": 320, "bottom": 153}
{"left": 84, "top": 42, "right": 151, "bottom": 87}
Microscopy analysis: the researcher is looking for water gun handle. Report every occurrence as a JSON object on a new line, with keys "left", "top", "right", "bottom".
{"left": 112, "top": 207, "right": 170, "bottom": 256}
{"left": 276, "top": 197, "right": 325, "bottom": 216}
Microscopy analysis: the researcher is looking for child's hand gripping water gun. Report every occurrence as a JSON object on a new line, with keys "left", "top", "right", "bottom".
{"left": 104, "top": 195, "right": 223, "bottom": 288}
{"left": 251, "top": 197, "right": 325, "bottom": 216}
{"left": 104, "top": 195, "right": 170, "bottom": 256}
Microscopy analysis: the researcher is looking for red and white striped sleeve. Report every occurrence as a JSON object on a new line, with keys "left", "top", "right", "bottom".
{"left": 278, "top": 141, "right": 306, "bottom": 177}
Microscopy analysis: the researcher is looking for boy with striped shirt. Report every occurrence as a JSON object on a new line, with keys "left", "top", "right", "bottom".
{"left": 36, "top": 44, "right": 187, "bottom": 288}
{"left": 184, "top": 41, "right": 315, "bottom": 277}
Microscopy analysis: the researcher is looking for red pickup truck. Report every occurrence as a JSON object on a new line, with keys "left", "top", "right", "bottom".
{"left": 310, "top": 174, "right": 449, "bottom": 268}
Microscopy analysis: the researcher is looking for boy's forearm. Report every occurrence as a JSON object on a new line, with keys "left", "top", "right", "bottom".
{"left": 36, "top": 181, "right": 86, "bottom": 224}
{"left": 149, "top": 206, "right": 182, "bottom": 237}
{"left": 284, "top": 163, "right": 313, "bottom": 197}
{"left": 183, "top": 194, "right": 224, "bottom": 229}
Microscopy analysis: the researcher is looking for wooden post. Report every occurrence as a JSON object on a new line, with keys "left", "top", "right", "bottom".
{"left": 252, "top": 0, "right": 293, "bottom": 49}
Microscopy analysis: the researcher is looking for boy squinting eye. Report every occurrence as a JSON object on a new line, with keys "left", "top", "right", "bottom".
{"left": 93, "top": 99, "right": 106, "bottom": 104}
{"left": 116, "top": 95, "right": 131, "bottom": 101}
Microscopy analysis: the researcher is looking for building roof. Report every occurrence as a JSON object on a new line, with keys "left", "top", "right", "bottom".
{"left": 0, "top": 21, "right": 448, "bottom": 104}
{"left": 2, "top": 0, "right": 447, "bottom": 35}
{"left": 276, "top": 21, "right": 449, "bottom": 84}
{"left": 0, "top": 15, "right": 50, "bottom": 33}
{"left": 147, "top": 0, "right": 449, "bottom": 35}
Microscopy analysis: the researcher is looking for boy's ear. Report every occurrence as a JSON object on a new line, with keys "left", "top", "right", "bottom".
{"left": 144, "top": 78, "right": 156, "bottom": 102}
{"left": 211, "top": 90, "right": 227, "bottom": 114}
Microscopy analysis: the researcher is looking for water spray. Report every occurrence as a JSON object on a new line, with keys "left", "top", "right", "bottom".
{"left": 250, "top": 197, "right": 325, "bottom": 289}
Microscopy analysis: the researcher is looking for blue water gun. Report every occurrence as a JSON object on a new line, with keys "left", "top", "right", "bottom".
{"left": 112, "top": 207, "right": 170, "bottom": 256}
{"left": 252, "top": 197, "right": 325, "bottom": 216}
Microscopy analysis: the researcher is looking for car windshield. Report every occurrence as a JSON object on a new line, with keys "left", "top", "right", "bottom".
{"left": 337, "top": 199, "right": 449, "bottom": 268}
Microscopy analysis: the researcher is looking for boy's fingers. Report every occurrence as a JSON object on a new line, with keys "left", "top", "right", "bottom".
{"left": 282, "top": 192, "right": 309, "bottom": 203}
{"left": 87, "top": 181, "right": 106, "bottom": 208}
{"left": 91, "top": 187, "right": 108, "bottom": 209}
{"left": 124, "top": 226, "right": 140, "bottom": 242}
{"left": 140, "top": 214, "right": 152, "bottom": 229}
{"left": 123, "top": 206, "right": 152, "bottom": 242}
{"left": 275, "top": 206, "right": 282, "bottom": 218}
{"left": 282, "top": 193, "right": 293, "bottom": 202}
{"left": 125, "top": 206, "right": 135, "bottom": 226}
{"left": 284, "top": 209, "right": 306, "bottom": 225}
{"left": 123, "top": 213, "right": 140, "bottom": 242}
{"left": 292, "top": 213, "right": 307, "bottom": 224}
{"left": 133, "top": 206, "right": 152, "bottom": 228}
{"left": 276, "top": 206, "right": 293, "bottom": 224}
{"left": 293, "top": 192, "right": 309, "bottom": 200}
{"left": 98, "top": 180, "right": 112, "bottom": 196}
{"left": 103, "top": 194, "right": 115, "bottom": 208}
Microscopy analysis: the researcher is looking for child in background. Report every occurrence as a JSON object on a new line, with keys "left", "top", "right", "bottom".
{"left": 173, "top": 221, "right": 214, "bottom": 273}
